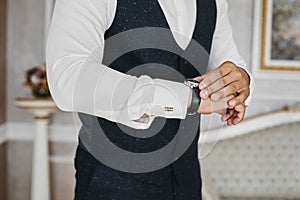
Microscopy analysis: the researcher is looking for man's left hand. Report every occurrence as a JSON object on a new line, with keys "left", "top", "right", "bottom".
{"left": 194, "top": 61, "right": 250, "bottom": 125}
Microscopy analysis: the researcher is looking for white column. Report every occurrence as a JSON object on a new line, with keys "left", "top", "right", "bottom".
{"left": 15, "top": 98, "right": 57, "bottom": 200}
{"left": 31, "top": 117, "right": 50, "bottom": 200}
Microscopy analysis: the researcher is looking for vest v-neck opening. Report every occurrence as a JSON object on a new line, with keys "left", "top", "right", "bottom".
{"left": 105, "top": 0, "right": 198, "bottom": 51}
{"left": 155, "top": 0, "right": 197, "bottom": 51}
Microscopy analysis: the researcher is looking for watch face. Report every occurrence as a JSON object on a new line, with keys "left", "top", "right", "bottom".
{"left": 184, "top": 79, "right": 200, "bottom": 88}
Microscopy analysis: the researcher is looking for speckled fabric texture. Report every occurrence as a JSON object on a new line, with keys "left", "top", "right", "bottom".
{"left": 75, "top": 0, "right": 216, "bottom": 199}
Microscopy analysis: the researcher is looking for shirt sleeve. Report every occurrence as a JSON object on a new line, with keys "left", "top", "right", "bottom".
{"left": 210, "top": 0, "right": 253, "bottom": 105}
{"left": 46, "top": 0, "right": 190, "bottom": 129}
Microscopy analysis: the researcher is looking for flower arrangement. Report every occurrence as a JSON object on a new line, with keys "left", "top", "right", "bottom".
{"left": 24, "top": 64, "right": 51, "bottom": 98}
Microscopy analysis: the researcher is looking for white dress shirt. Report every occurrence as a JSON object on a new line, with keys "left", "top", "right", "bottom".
{"left": 46, "top": 0, "right": 251, "bottom": 129}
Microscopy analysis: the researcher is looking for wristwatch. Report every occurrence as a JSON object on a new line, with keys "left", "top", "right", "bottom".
{"left": 184, "top": 79, "right": 201, "bottom": 115}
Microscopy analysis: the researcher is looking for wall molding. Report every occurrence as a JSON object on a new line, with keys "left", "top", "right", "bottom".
{"left": 49, "top": 155, "right": 73, "bottom": 164}
{"left": 4, "top": 122, "right": 77, "bottom": 164}
{"left": 253, "top": 94, "right": 300, "bottom": 101}
{"left": 199, "top": 110, "right": 300, "bottom": 144}
{"left": 6, "top": 122, "right": 78, "bottom": 143}
{"left": 2, "top": 109, "right": 300, "bottom": 145}
{"left": 1, "top": 122, "right": 75, "bottom": 165}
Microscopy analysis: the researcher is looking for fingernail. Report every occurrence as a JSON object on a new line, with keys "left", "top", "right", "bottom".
{"left": 201, "top": 90, "right": 208, "bottom": 98}
{"left": 224, "top": 114, "right": 230, "bottom": 121}
{"left": 229, "top": 100, "right": 236, "bottom": 106}
{"left": 199, "top": 83, "right": 206, "bottom": 90}
{"left": 221, "top": 115, "right": 227, "bottom": 122}
{"left": 211, "top": 94, "right": 219, "bottom": 101}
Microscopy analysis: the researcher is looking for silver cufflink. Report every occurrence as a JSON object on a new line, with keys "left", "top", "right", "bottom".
{"left": 164, "top": 106, "right": 174, "bottom": 112}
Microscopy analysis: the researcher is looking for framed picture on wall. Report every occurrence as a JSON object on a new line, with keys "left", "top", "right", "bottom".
{"left": 252, "top": 0, "right": 300, "bottom": 79}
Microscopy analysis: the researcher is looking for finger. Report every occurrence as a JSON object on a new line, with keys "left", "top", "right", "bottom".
{"left": 221, "top": 109, "right": 234, "bottom": 122}
{"left": 226, "top": 105, "right": 245, "bottom": 126}
{"left": 209, "top": 81, "right": 243, "bottom": 102}
{"left": 199, "top": 89, "right": 210, "bottom": 100}
{"left": 141, "top": 114, "right": 149, "bottom": 118}
{"left": 200, "top": 78, "right": 227, "bottom": 100}
{"left": 228, "top": 90, "right": 250, "bottom": 108}
{"left": 201, "top": 72, "right": 239, "bottom": 99}
{"left": 225, "top": 104, "right": 244, "bottom": 126}
{"left": 199, "top": 73, "right": 225, "bottom": 99}
{"left": 212, "top": 94, "right": 236, "bottom": 113}
{"left": 199, "top": 64, "right": 240, "bottom": 99}
{"left": 232, "top": 104, "right": 246, "bottom": 125}
{"left": 226, "top": 109, "right": 240, "bottom": 126}
{"left": 216, "top": 109, "right": 226, "bottom": 116}
{"left": 199, "top": 62, "right": 236, "bottom": 90}
{"left": 198, "top": 69, "right": 226, "bottom": 91}
{"left": 227, "top": 115, "right": 234, "bottom": 126}
{"left": 208, "top": 67, "right": 250, "bottom": 102}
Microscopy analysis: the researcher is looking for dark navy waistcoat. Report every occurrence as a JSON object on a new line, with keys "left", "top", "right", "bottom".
{"left": 78, "top": 0, "right": 217, "bottom": 199}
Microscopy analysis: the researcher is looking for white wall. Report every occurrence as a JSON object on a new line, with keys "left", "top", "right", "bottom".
{"left": 6, "top": 0, "right": 72, "bottom": 124}
{"left": 6, "top": 0, "right": 300, "bottom": 127}
{"left": 7, "top": 0, "right": 44, "bottom": 121}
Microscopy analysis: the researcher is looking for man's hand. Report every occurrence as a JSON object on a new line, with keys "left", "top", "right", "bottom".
{"left": 194, "top": 61, "right": 250, "bottom": 125}
{"left": 197, "top": 94, "right": 235, "bottom": 115}
{"left": 221, "top": 104, "right": 247, "bottom": 126}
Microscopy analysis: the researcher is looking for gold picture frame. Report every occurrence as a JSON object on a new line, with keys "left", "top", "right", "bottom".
{"left": 260, "top": 0, "right": 300, "bottom": 71}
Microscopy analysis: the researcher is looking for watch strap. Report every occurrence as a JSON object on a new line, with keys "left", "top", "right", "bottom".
{"left": 187, "top": 87, "right": 200, "bottom": 115}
